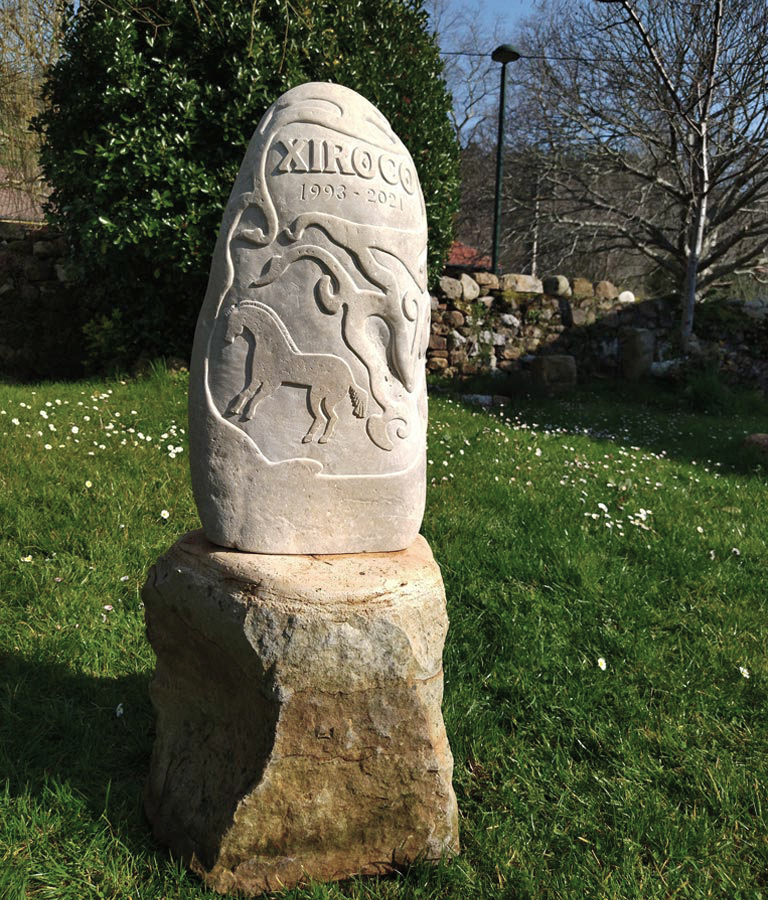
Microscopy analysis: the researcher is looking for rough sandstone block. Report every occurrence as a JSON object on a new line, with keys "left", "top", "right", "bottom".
{"left": 542, "top": 274, "right": 572, "bottom": 298}
{"left": 620, "top": 327, "right": 654, "bottom": 380}
{"left": 438, "top": 275, "right": 463, "bottom": 300}
{"left": 594, "top": 280, "right": 619, "bottom": 301}
{"left": 143, "top": 531, "right": 459, "bottom": 896}
{"left": 571, "top": 277, "right": 594, "bottom": 298}
{"left": 500, "top": 312, "right": 521, "bottom": 329}
{"left": 474, "top": 272, "right": 499, "bottom": 289}
{"left": 428, "top": 333, "right": 448, "bottom": 351}
{"left": 459, "top": 273, "right": 480, "bottom": 301}
{"left": 501, "top": 273, "right": 542, "bottom": 293}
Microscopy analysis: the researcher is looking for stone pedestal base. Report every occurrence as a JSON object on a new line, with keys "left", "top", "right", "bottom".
{"left": 142, "top": 531, "right": 458, "bottom": 896}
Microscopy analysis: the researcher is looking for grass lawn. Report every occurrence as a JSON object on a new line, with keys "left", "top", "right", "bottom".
{"left": 1, "top": 368, "right": 766, "bottom": 899}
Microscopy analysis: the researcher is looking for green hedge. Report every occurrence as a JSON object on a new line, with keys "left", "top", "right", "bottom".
{"left": 37, "top": 0, "right": 459, "bottom": 371}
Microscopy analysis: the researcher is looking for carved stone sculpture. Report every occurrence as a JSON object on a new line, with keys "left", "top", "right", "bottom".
{"left": 189, "top": 82, "right": 430, "bottom": 554}
{"left": 146, "top": 84, "right": 458, "bottom": 894}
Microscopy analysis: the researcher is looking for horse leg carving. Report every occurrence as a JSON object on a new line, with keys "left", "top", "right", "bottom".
{"left": 318, "top": 395, "right": 339, "bottom": 444}
{"left": 226, "top": 386, "right": 255, "bottom": 418}
{"left": 242, "top": 380, "right": 276, "bottom": 420}
{"left": 303, "top": 388, "right": 327, "bottom": 443}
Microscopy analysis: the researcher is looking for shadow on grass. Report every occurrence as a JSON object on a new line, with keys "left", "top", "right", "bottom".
{"left": 435, "top": 376, "right": 768, "bottom": 477}
{"left": 0, "top": 651, "right": 158, "bottom": 854}
{"left": 0, "top": 652, "right": 461, "bottom": 898}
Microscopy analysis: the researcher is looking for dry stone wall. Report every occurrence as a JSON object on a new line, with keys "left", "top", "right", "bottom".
{"left": 3, "top": 223, "right": 767, "bottom": 391}
{"left": 428, "top": 269, "right": 659, "bottom": 381}
{"left": 0, "top": 223, "right": 80, "bottom": 378}
{"left": 429, "top": 269, "right": 768, "bottom": 393}
{"left": 0, "top": 223, "right": 70, "bottom": 295}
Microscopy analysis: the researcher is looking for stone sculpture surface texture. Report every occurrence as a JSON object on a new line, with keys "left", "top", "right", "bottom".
{"left": 143, "top": 531, "right": 459, "bottom": 895}
{"left": 189, "top": 82, "right": 431, "bottom": 554}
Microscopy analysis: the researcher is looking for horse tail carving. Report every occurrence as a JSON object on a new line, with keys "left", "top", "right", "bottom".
{"left": 349, "top": 384, "right": 368, "bottom": 419}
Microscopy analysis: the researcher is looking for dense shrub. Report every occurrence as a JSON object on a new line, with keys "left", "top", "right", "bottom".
{"left": 36, "top": 0, "right": 459, "bottom": 371}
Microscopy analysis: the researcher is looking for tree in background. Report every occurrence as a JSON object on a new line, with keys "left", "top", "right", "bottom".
{"left": 425, "top": 0, "right": 510, "bottom": 148}
{"left": 426, "top": 0, "right": 522, "bottom": 268}
{"left": 36, "top": 0, "right": 459, "bottom": 371}
{"left": 425, "top": 1, "right": 600, "bottom": 277}
{"left": 0, "top": 0, "right": 62, "bottom": 221}
{"left": 519, "top": 0, "right": 768, "bottom": 350}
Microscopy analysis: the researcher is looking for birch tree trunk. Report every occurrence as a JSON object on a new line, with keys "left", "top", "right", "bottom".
{"left": 517, "top": 0, "right": 768, "bottom": 349}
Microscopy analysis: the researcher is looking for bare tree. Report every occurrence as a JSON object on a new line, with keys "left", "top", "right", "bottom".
{"left": 425, "top": 0, "right": 513, "bottom": 148}
{"left": 0, "top": 0, "right": 64, "bottom": 222}
{"left": 520, "top": 0, "right": 768, "bottom": 350}
{"left": 426, "top": 0, "right": 540, "bottom": 267}
{"left": 426, "top": 1, "right": 614, "bottom": 275}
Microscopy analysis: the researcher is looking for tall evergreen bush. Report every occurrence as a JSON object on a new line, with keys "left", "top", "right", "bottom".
{"left": 37, "top": 0, "right": 459, "bottom": 370}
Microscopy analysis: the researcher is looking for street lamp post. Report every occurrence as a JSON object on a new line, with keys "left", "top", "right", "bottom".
{"left": 491, "top": 44, "right": 520, "bottom": 275}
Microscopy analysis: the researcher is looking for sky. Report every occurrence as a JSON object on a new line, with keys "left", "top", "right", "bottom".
{"left": 428, "top": 0, "right": 539, "bottom": 142}
{"left": 437, "top": 0, "right": 539, "bottom": 41}
{"left": 485, "top": 0, "right": 538, "bottom": 32}
{"left": 428, "top": 0, "right": 539, "bottom": 59}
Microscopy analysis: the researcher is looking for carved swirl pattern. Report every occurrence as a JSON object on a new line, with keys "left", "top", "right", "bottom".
{"left": 213, "top": 92, "right": 429, "bottom": 454}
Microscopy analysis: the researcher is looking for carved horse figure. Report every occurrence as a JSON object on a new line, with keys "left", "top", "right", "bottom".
{"left": 223, "top": 301, "right": 368, "bottom": 445}
{"left": 247, "top": 217, "right": 430, "bottom": 452}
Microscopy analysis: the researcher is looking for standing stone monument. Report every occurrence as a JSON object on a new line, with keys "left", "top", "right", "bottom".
{"left": 142, "top": 82, "right": 458, "bottom": 896}
{"left": 188, "top": 80, "right": 431, "bottom": 555}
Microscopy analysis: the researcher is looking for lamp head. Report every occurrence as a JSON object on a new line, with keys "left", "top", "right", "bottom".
{"left": 492, "top": 44, "right": 520, "bottom": 64}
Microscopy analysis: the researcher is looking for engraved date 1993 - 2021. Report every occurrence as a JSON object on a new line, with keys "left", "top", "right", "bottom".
{"left": 299, "top": 182, "right": 405, "bottom": 210}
